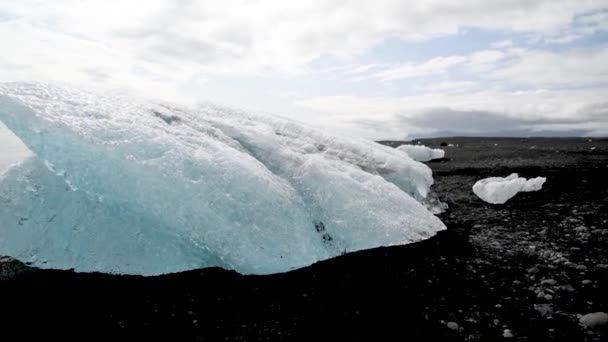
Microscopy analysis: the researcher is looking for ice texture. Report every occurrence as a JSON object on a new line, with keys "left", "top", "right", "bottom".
{"left": 472, "top": 173, "right": 546, "bottom": 204}
{"left": 0, "top": 82, "right": 445, "bottom": 275}
{"left": 396, "top": 144, "right": 445, "bottom": 162}
{"left": 0, "top": 122, "right": 30, "bottom": 173}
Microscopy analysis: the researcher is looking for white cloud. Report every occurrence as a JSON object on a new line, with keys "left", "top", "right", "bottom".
{"left": 539, "top": 10, "right": 608, "bottom": 45}
{"left": 374, "top": 56, "right": 468, "bottom": 81}
{"left": 467, "top": 50, "right": 507, "bottom": 71}
{"left": 346, "top": 64, "right": 384, "bottom": 74}
{"left": 368, "top": 49, "right": 507, "bottom": 81}
{"left": 491, "top": 39, "right": 513, "bottom": 48}
{"left": 544, "top": 33, "right": 585, "bottom": 44}
{"left": 1, "top": 0, "right": 605, "bottom": 77}
{"left": 493, "top": 47, "right": 608, "bottom": 87}
{"left": 417, "top": 81, "right": 479, "bottom": 93}
{"left": 366, "top": 44, "right": 608, "bottom": 89}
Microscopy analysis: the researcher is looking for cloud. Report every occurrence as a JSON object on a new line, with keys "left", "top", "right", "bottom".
{"left": 346, "top": 64, "right": 384, "bottom": 74}
{"left": 490, "top": 39, "right": 513, "bottom": 48}
{"left": 417, "top": 81, "right": 479, "bottom": 94}
{"left": 467, "top": 50, "right": 507, "bottom": 71}
{"left": 366, "top": 49, "right": 508, "bottom": 82}
{"left": 1, "top": 1, "right": 606, "bottom": 76}
{"left": 296, "top": 87, "right": 608, "bottom": 139}
{"left": 365, "top": 106, "right": 607, "bottom": 139}
{"left": 0, "top": 1, "right": 607, "bottom": 139}
{"left": 493, "top": 47, "right": 608, "bottom": 87}
{"left": 541, "top": 10, "right": 608, "bottom": 45}
{"left": 363, "top": 44, "right": 608, "bottom": 89}
{"left": 404, "top": 108, "right": 580, "bottom": 132}
{"left": 373, "top": 56, "right": 468, "bottom": 81}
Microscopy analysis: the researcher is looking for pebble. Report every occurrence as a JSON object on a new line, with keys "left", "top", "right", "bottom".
{"left": 541, "top": 279, "right": 557, "bottom": 286}
{"left": 544, "top": 294, "right": 553, "bottom": 300}
{"left": 576, "top": 265, "right": 588, "bottom": 271}
{"left": 561, "top": 284, "right": 576, "bottom": 292}
{"left": 447, "top": 322, "right": 459, "bottom": 330}
{"left": 582, "top": 279, "right": 592, "bottom": 285}
{"left": 579, "top": 312, "right": 608, "bottom": 328}
{"left": 495, "top": 304, "right": 502, "bottom": 309}
{"left": 535, "top": 304, "right": 553, "bottom": 316}
{"left": 528, "top": 267, "right": 540, "bottom": 274}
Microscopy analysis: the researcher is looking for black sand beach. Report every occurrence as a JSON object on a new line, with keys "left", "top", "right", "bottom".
{"left": 1, "top": 137, "right": 607, "bottom": 341}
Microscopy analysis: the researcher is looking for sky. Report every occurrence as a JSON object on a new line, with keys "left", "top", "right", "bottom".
{"left": 1, "top": 0, "right": 608, "bottom": 139}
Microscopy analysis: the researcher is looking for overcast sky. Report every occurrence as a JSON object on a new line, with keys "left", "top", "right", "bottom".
{"left": 1, "top": 1, "right": 607, "bottom": 139}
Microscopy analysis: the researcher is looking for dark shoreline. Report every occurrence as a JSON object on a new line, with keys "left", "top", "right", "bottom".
{"left": 1, "top": 137, "right": 607, "bottom": 341}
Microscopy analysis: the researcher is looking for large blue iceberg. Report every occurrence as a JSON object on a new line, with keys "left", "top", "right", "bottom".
{"left": 0, "top": 83, "right": 445, "bottom": 275}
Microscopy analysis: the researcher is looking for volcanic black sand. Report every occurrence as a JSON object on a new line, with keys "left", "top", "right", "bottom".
{"left": 1, "top": 137, "right": 607, "bottom": 341}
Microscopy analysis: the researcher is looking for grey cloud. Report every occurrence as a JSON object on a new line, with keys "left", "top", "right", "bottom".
{"left": 407, "top": 109, "right": 533, "bottom": 132}
{"left": 150, "top": 35, "right": 239, "bottom": 63}
{"left": 404, "top": 108, "right": 602, "bottom": 130}
{"left": 114, "top": 2, "right": 252, "bottom": 66}
{"left": 578, "top": 101, "right": 608, "bottom": 121}
{"left": 353, "top": 107, "right": 608, "bottom": 139}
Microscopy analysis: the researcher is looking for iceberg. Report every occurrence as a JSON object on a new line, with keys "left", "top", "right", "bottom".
{"left": 396, "top": 144, "right": 445, "bottom": 162}
{"left": 0, "top": 122, "right": 30, "bottom": 173}
{"left": 0, "top": 82, "right": 445, "bottom": 275}
{"left": 473, "top": 173, "right": 546, "bottom": 204}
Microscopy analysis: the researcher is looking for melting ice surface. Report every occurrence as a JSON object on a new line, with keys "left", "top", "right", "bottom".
{"left": 473, "top": 173, "right": 546, "bottom": 204}
{"left": 0, "top": 83, "right": 445, "bottom": 275}
{"left": 396, "top": 144, "right": 445, "bottom": 162}
{"left": 0, "top": 121, "right": 30, "bottom": 172}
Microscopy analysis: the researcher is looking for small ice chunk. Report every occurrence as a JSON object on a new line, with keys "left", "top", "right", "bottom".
{"left": 472, "top": 173, "right": 546, "bottom": 204}
{"left": 396, "top": 144, "right": 445, "bottom": 162}
{"left": 579, "top": 312, "right": 608, "bottom": 328}
{"left": 503, "top": 329, "right": 514, "bottom": 338}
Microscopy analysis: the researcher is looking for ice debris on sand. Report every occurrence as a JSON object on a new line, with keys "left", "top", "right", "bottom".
{"left": 472, "top": 173, "right": 546, "bottom": 204}
{"left": 0, "top": 82, "right": 445, "bottom": 275}
{"left": 396, "top": 144, "right": 445, "bottom": 162}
